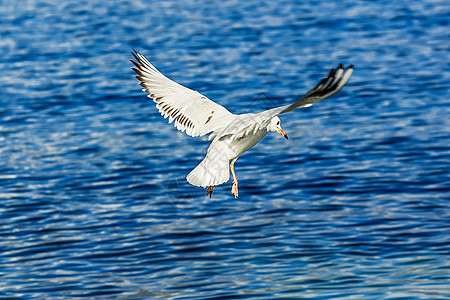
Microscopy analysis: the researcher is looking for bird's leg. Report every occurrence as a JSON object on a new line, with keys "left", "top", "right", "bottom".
{"left": 230, "top": 158, "right": 238, "bottom": 199}
{"left": 206, "top": 186, "right": 214, "bottom": 198}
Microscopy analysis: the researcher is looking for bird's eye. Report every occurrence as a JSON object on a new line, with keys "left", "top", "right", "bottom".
{"left": 276, "top": 121, "right": 280, "bottom": 125}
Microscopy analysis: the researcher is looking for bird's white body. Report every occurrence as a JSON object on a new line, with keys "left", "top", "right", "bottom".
{"left": 131, "top": 50, "right": 353, "bottom": 197}
{"left": 227, "top": 128, "right": 268, "bottom": 159}
{"left": 215, "top": 113, "right": 273, "bottom": 158}
{"left": 187, "top": 115, "right": 271, "bottom": 187}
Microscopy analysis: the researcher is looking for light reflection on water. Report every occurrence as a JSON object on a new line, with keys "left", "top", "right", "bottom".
{"left": 1, "top": 0, "right": 449, "bottom": 299}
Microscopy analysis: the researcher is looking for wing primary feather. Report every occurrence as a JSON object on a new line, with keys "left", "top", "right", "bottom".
{"left": 313, "top": 78, "right": 329, "bottom": 93}
{"left": 165, "top": 107, "right": 174, "bottom": 115}
{"left": 316, "top": 75, "right": 334, "bottom": 94}
{"left": 130, "top": 59, "right": 140, "bottom": 70}
{"left": 132, "top": 50, "right": 155, "bottom": 71}
{"left": 328, "top": 68, "right": 336, "bottom": 78}
{"left": 178, "top": 115, "right": 185, "bottom": 125}
{"left": 273, "top": 64, "right": 353, "bottom": 115}
{"left": 314, "top": 64, "right": 347, "bottom": 97}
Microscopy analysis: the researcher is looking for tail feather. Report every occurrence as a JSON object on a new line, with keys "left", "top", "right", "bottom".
{"left": 187, "top": 155, "right": 230, "bottom": 188}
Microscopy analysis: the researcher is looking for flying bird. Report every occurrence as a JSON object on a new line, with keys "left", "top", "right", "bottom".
{"left": 131, "top": 50, "right": 353, "bottom": 198}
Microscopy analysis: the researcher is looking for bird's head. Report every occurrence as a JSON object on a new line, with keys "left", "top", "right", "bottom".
{"left": 268, "top": 116, "right": 288, "bottom": 140}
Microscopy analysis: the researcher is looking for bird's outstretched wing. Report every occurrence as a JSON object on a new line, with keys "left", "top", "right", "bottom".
{"left": 261, "top": 64, "right": 353, "bottom": 118}
{"left": 131, "top": 50, "right": 234, "bottom": 137}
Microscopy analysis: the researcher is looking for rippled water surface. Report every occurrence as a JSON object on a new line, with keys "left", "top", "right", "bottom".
{"left": 1, "top": 0, "right": 450, "bottom": 299}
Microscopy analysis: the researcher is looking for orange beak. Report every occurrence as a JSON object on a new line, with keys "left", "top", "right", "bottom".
{"left": 278, "top": 128, "right": 288, "bottom": 140}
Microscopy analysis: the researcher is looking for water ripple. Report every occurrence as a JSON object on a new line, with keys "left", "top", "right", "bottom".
{"left": 1, "top": 0, "right": 449, "bottom": 299}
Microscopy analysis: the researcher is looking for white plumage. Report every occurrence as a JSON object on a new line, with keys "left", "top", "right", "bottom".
{"left": 131, "top": 50, "right": 353, "bottom": 198}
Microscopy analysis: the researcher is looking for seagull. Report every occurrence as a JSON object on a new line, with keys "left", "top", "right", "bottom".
{"left": 131, "top": 50, "right": 353, "bottom": 198}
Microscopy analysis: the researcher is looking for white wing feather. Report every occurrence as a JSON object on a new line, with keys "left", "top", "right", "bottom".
{"left": 131, "top": 51, "right": 234, "bottom": 137}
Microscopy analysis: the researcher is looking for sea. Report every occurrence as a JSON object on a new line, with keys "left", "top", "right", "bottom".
{"left": 0, "top": 0, "right": 449, "bottom": 299}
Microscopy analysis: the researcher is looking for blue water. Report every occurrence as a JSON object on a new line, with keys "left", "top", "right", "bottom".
{"left": 1, "top": 0, "right": 449, "bottom": 299}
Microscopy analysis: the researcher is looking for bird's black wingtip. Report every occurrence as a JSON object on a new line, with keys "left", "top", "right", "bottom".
{"left": 130, "top": 50, "right": 141, "bottom": 64}
{"left": 328, "top": 68, "right": 336, "bottom": 78}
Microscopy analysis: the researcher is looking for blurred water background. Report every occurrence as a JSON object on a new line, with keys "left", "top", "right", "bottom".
{"left": 1, "top": 0, "right": 449, "bottom": 299}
